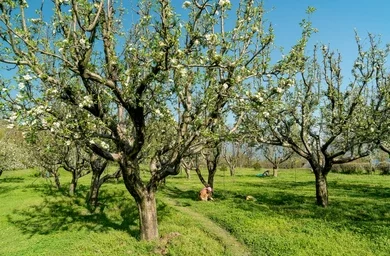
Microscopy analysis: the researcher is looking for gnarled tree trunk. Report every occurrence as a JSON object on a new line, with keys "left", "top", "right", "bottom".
{"left": 137, "top": 191, "right": 158, "bottom": 241}
{"left": 53, "top": 172, "right": 61, "bottom": 189}
{"left": 87, "top": 157, "right": 109, "bottom": 211}
{"left": 69, "top": 172, "right": 77, "bottom": 196}
{"left": 88, "top": 168, "right": 121, "bottom": 211}
{"left": 205, "top": 144, "right": 221, "bottom": 189}
{"left": 314, "top": 169, "right": 328, "bottom": 207}
{"left": 89, "top": 172, "right": 101, "bottom": 209}
{"left": 121, "top": 161, "right": 159, "bottom": 241}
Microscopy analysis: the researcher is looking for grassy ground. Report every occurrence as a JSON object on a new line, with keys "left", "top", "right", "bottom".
{"left": 0, "top": 168, "right": 389, "bottom": 255}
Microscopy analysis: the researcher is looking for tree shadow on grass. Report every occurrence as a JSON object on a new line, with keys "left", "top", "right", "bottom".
{"left": 161, "top": 186, "right": 200, "bottom": 204}
{"left": 7, "top": 188, "right": 169, "bottom": 240}
{"left": 0, "top": 177, "right": 25, "bottom": 183}
{"left": 0, "top": 184, "right": 17, "bottom": 195}
{"left": 0, "top": 177, "right": 26, "bottom": 195}
{"left": 331, "top": 182, "right": 390, "bottom": 200}
{"left": 165, "top": 185, "right": 390, "bottom": 239}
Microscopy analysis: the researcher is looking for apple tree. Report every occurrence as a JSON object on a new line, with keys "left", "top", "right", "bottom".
{"left": 242, "top": 33, "right": 390, "bottom": 207}
{"left": 0, "top": 0, "right": 307, "bottom": 239}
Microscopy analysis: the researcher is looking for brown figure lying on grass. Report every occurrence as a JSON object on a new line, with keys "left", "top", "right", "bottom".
{"left": 198, "top": 184, "right": 213, "bottom": 201}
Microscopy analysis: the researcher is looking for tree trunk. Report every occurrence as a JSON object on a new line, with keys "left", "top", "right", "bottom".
{"left": 184, "top": 167, "right": 190, "bottom": 179}
{"left": 273, "top": 165, "right": 278, "bottom": 177}
{"left": 121, "top": 162, "right": 159, "bottom": 241}
{"left": 314, "top": 171, "right": 328, "bottom": 207}
{"left": 229, "top": 166, "right": 235, "bottom": 176}
{"left": 207, "top": 170, "right": 216, "bottom": 189}
{"left": 137, "top": 192, "right": 159, "bottom": 241}
{"left": 69, "top": 172, "right": 77, "bottom": 196}
{"left": 53, "top": 173, "right": 61, "bottom": 189}
{"left": 88, "top": 172, "right": 101, "bottom": 211}
{"left": 205, "top": 145, "right": 221, "bottom": 189}
{"left": 194, "top": 167, "right": 207, "bottom": 186}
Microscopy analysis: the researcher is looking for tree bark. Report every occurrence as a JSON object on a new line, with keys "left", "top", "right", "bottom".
{"left": 314, "top": 170, "right": 328, "bottom": 207}
{"left": 194, "top": 167, "right": 207, "bottom": 187}
{"left": 121, "top": 161, "right": 159, "bottom": 241}
{"left": 53, "top": 172, "right": 61, "bottom": 189}
{"left": 69, "top": 173, "right": 77, "bottom": 196}
{"left": 229, "top": 166, "right": 235, "bottom": 176}
{"left": 273, "top": 165, "right": 278, "bottom": 177}
{"left": 205, "top": 145, "right": 221, "bottom": 189}
{"left": 184, "top": 167, "right": 190, "bottom": 179}
{"left": 137, "top": 192, "right": 158, "bottom": 241}
{"left": 207, "top": 168, "right": 216, "bottom": 189}
{"left": 89, "top": 172, "right": 101, "bottom": 210}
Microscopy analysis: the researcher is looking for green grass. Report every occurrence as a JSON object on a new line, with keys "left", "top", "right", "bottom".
{"left": 0, "top": 168, "right": 389, "bottom": 255}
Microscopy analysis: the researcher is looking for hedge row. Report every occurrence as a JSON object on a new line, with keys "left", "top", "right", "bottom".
{"left": 331, "top": 162, "right": 390, "bottom": 175}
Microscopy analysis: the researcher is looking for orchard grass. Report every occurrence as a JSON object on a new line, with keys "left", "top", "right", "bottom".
{"left": 0, "top": 168, "right": 389, "bottom": 255}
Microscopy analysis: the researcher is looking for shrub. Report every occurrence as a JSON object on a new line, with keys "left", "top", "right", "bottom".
{"left": 219, "top": 164, "right": 228, "bottom": 173}
{"left": 376, "top": 162, "right": 390, "bottom": 175}
{"left": 331, "top": 165, "right": 342, "bottom": 173}
{"left": 331, "top": 163, "right": 373, "bottom": 174}
{"left": 252, "top": 162, "right": 262, "bottom": 171}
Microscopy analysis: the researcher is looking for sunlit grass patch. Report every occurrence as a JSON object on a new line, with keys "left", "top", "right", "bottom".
{"left": 1, "top": 168, "right": 389, "bottom": 255}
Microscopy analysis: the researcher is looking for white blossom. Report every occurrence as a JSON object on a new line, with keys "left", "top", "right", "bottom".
{"left": 9, "top": 113, "right": 17, "bottom": 121}
{"left": 218, "top": 0, "right": 230, "bottom": 7}
{"left": 23, "top": 74, "right": 33, "bottom": 81}
{"left": 276, "top": 87, "right": 283, "bottom": 93}
{"left": 263, "top": 111, "right": 270, "bottom": 117}
{"left": 171, "top": 58, "right": 178, "bottom": 65}
{"left": 256, "top": 94, "right": 264, "bottom": 102}
{"left": 80, "top": 95, "right": 93, "bottom": 107}
{"left": 101, "top": 141, "right": 109, "bottom": 150}
{"left": 18, "top": 83, "right": 25, "bottom": 89}
{"left": 205, "top": 34, "right": 217, "bottom": 43}
{"left": 79, "top": 38, "right": 86, "bottom": 45}
{"left": 179, "top": 67, "right": 188, "bottom": 76}
{"left": 182, "top": 1, "right": 191, "bottom": 9}
{"left": 65, "top": 140, "right": 71, "bottom": 146}
{"left": 155, "top": 109, "right": 163, "bottom": 117}
{"left": 354, "top": 61, "right": 364, "bottom": 68}
{"left": 222, "top": 83, "right": 229, "bottom": 90}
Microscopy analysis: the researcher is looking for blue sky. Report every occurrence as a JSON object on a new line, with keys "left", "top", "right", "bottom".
{"left": 2, "top": 0, "right": 390, "bottom": 78}
{"left": 260, "top": 0, "right": 390, "bottom": 70}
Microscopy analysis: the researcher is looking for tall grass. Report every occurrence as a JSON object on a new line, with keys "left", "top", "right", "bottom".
{"left": 0, "top": 168, "right": 389, "bottom": 255}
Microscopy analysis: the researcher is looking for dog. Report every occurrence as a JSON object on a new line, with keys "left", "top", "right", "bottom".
{"left": 199, "top": 185, "right": 213, "bottom": 201}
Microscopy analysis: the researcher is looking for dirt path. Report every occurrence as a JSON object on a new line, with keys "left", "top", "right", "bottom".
{"left": 162, "top": 197, "right": 251, "bottom": 256}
